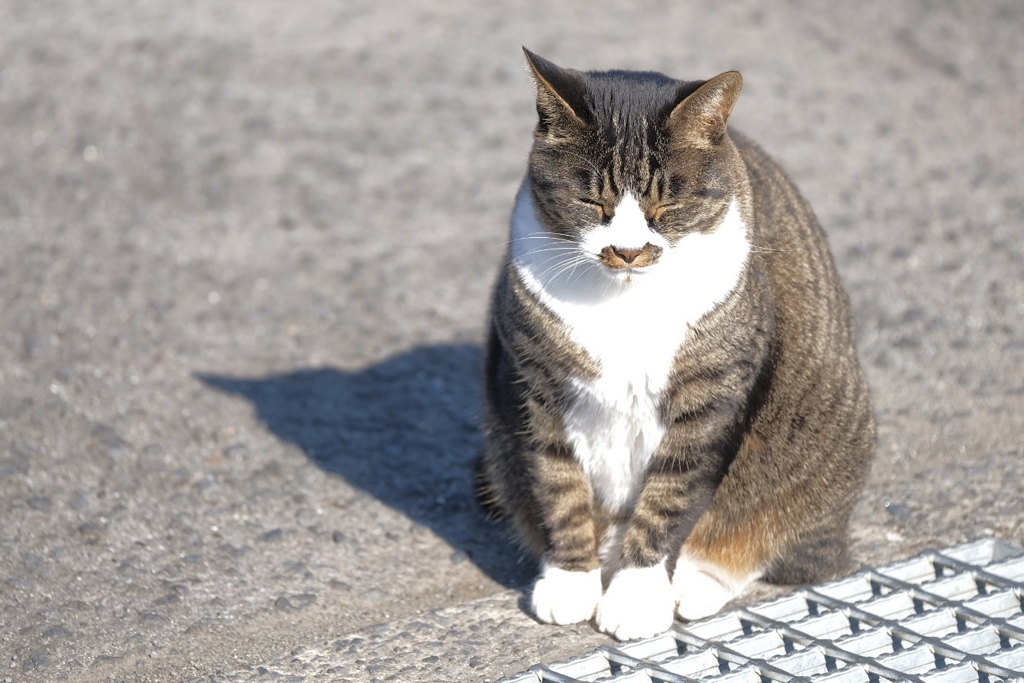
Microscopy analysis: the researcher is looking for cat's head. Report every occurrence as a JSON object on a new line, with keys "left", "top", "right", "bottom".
{"left": 521, "top": 49, "right": 747, "bottom": 282}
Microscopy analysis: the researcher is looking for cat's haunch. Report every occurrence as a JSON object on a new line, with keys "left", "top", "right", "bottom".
{"left": 478, "top": 49, "right": 874, "bottom": 641}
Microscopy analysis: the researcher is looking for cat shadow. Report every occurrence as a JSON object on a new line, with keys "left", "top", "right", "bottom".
{"left": 197, "top": 343, "right": 534, "bottom": 589}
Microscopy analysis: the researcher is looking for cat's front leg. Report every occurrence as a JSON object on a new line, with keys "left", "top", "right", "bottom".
{"left": 596, "top": 465, "right": 714, "bottom": 640}
{"left": 529, "top": 447, "right": 603, "bottom": 625}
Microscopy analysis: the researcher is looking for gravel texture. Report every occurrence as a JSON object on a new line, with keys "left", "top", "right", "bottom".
{"left": 1, "top": 1, "right": 1022, "bottom": 681}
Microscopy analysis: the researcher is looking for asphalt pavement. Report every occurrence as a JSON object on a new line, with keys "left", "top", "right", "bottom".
{"left": 1, "top": 1, "right": 1022, "bottom": 681}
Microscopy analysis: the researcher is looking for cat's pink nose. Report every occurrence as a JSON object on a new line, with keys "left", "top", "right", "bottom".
{"left": 612, "top": 247, "right": 644, "bottom": 264}
{"left": 599, "top": 242, "right": 663, "bottom": 269}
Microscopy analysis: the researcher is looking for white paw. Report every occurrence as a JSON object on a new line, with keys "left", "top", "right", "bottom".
{"left": 530, "top": 563, "right": 602, "bottom": 625}
{"left": 673, "top": 557, "right": 749, "bottom": 621}
{"left": 595, "top": 564, "right": 675, "bottom": 640}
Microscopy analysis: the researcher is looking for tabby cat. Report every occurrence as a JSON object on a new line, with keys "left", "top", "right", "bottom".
{"left": 478, "top": 49, "right": 875, "bottom": 641}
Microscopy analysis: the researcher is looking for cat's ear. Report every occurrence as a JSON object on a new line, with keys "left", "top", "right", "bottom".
{"left": 523, "top": 47, "right": 592, "bottom": 133}
{"left": 667, "top": 71, "right": 743, "bottom": 147}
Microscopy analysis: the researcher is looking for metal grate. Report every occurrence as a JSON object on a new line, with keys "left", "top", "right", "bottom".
{"left": 497, "top": 538, "right": 1024, "bottom": 683}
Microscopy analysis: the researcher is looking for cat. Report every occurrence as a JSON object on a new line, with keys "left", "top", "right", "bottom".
{"left": 477, "top": 49, "right": 875, "bottom": 641}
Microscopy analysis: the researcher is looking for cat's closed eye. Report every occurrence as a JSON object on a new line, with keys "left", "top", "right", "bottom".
{"left": 576, "top": 197, "right": 614, "bottom": 223}
{"left": 645, "top": 201, "right": 698, "bottom": 228}
{"left": 647, "top": 204, "right": 674, "bottom": 223}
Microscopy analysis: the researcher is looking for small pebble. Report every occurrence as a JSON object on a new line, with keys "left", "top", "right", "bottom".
{"left": 27, "top": 496, "right": 52, "bottom": 512}
{"left": 259, "top": 528, "right": 284, "bottom": 543}
{"left": 77, "top": 522, "right": 105, "bottom": 545}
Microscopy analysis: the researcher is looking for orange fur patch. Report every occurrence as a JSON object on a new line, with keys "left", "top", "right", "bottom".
{"left": 682, "top": 435, "right": 786, "bottom": 577}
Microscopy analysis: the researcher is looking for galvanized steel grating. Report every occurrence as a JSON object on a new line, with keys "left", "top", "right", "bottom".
{"left": 496, "top": 538, "right": 1024, "bottom": 683}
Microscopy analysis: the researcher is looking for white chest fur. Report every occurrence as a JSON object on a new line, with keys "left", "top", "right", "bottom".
{"left": 511, "top": 185, "right": 751, "bottom": 514}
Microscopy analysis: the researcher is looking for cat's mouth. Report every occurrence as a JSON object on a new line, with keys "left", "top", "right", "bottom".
{"left": 598, "top": 243, "right": 663, "bottom": 272}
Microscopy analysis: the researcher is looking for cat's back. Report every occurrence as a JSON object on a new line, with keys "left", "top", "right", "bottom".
{"left": 725, "top": 129, "right": 874, "bottom": 484}
{"left": 730, "top": 130, "right": 860, "bottom": 352}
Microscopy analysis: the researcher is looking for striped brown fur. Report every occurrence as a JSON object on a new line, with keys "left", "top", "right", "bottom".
{"left": 479, "top": 50, "right": 875, "bottom": 638}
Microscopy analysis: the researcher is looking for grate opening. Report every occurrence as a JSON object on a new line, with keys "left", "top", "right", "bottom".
{"left": 496, "top": 538, "right": 1024, "bottom": 683}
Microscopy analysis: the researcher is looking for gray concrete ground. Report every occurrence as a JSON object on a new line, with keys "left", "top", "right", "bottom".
{"left": 1, "top": 1, "right": 1022, "bottom": 681}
